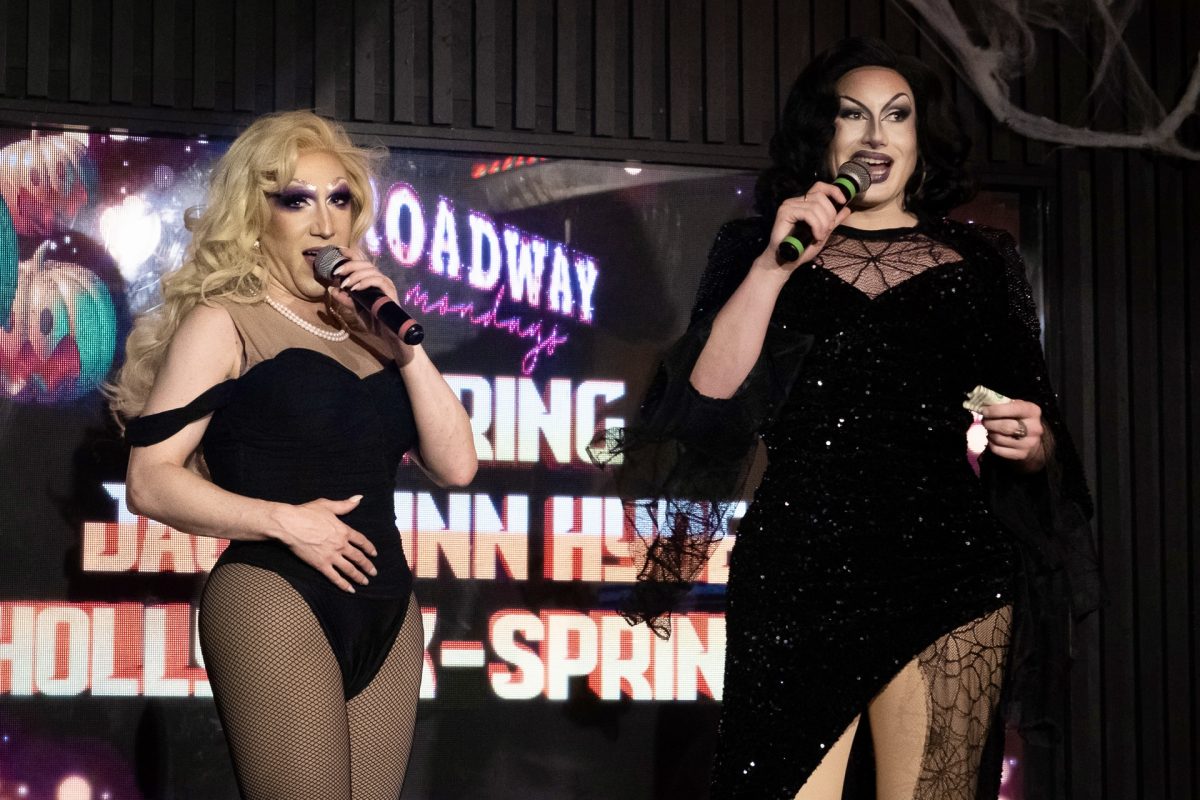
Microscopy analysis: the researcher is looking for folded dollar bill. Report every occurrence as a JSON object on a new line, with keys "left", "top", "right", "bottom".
{"left": 963, "top": 385, "right": 1010, "bottom": 413}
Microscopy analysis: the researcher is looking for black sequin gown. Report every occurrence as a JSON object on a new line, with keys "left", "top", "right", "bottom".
{"left": 612, "top": 217, "right": 1098, "bottom": 800}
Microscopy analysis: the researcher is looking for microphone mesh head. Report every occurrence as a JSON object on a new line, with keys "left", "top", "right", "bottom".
{"left": 312, "top": 246, "right": 346, "bottom": 280}
{"left": 839, "top": 161, "right": 872, "bottom": 194}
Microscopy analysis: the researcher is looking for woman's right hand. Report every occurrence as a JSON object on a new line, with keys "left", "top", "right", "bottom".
{"left": 270, "top": 496, "right": 378, "bottom": 592}
{"left": 761, "top": 182, "right": 855, "bottom": 271}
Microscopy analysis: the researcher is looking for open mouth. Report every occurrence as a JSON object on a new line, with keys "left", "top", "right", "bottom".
{"left": 852, "top": 151, "right": 894, "bottom": 184}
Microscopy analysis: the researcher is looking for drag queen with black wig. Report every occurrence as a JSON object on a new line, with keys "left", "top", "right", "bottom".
{"left": 608, "top": 37, "right": 1097, "bottom": 800}
{"left": 109, "top": 111, "right": 476, "bottom": 799}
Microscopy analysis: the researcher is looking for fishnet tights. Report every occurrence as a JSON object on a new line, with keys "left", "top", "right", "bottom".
{"left": 815, "top": 232, "right": 963, "bottom": 298}
{"left": 911, "top": 605, "right": 1012, "bottom": 800}
{"left": 795, "top": 606, "right": 1012, "bottom": 800}
{"left": 199, "top": 563, "right": 423, "bottom": 800}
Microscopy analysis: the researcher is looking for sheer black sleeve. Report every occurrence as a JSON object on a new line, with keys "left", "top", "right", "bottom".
{"left": 969, "top": 223, "right": 1100, "bottom": 765}
{"left": 592, "top": 218, "right": 813, "bottom": 635}
{"left": 973, "top": 225, "right": 1099, "bottom": 614}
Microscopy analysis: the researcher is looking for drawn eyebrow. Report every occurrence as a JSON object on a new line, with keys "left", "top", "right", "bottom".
{"left": 838, "top": 92, "right": 912, "bottom": 111}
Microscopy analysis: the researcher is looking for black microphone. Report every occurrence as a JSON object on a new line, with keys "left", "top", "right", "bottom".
{"left": 776, "top": 161, "right": 872, "bottom": 263}
{"left": 313, "top": 246, "right": 425, "bottom": 345}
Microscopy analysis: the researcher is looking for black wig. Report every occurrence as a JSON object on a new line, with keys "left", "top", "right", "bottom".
{"left": 755, "top": 37, "right": 974, "bottom": 219}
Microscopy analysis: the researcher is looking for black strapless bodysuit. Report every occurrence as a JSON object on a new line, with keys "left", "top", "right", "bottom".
{"left": 127, "top": 345, "right": 419, "bottom": 698}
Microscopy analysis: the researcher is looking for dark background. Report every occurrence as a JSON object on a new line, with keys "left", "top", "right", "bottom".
{"left": 0, "top": 1, "right": 1196, "bottom": 799}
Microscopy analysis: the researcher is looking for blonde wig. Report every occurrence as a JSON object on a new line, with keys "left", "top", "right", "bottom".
{"left": 107, "top": 111, "right": 380, "bottom": 423}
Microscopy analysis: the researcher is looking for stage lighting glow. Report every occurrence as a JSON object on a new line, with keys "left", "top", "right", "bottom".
{"left": 56, "top": 776, "right": 92, "bottom": 800}
{"left": 100, "top": 195, "right": 162, "bottom": 279}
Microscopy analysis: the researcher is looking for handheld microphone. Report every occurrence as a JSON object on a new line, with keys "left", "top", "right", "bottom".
{"left": 776, "top": 161, "right": 872, "bottom": 263}
{"left": 313, "top": 246, "right": 425, "bottom": 345}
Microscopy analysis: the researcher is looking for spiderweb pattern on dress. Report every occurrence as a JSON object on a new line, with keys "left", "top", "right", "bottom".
{"left": 814, "top": 230, "right": 964, "bottom": 298}
{"left": 199, "top": 563, "right": 423, "bottom": 800}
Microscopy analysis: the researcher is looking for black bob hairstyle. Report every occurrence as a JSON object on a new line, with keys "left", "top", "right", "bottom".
{"left": 755, "top": 37, "right": 975, "bottom": 220}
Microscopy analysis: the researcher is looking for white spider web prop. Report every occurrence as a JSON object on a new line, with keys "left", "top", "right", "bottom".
{"left": 895, "top": 0, "right": 1200, "bottom": 160}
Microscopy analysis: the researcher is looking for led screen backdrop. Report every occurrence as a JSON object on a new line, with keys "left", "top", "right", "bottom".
{"left": 0, "top": 126, "right": 1028, "bottom": 800}
{"left": 0, "top": 127, "right": 756, "bottom": 800}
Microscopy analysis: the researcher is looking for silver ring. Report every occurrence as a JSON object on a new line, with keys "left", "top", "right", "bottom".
{"left": 1012, "top": 420, "right": 1028, "bottom": 440}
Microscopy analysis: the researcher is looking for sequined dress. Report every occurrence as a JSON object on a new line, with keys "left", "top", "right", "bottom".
{"left": 619, "top": 217, "right": 1097, "bottom": 799}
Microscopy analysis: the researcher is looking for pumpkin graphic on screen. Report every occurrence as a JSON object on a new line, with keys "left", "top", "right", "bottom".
{"left": 0, "top": 237, "right": 117, "bottom": 402}
{"left": 0, "top": 131, "right": 92, "bottom": 238}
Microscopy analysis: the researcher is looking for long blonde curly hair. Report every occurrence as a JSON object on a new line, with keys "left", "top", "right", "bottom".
{"left": 108, "top": 111, "right": 380, "bottom": 423}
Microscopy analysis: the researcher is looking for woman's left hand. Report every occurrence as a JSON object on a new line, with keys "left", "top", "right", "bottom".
{"left": 979, "top": 399, "right": 1047, "bottom": 471}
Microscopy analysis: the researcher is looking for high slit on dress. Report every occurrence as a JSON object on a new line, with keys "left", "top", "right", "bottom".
{"left": 602, "top": 216, "right": 1099, "bottom": 800}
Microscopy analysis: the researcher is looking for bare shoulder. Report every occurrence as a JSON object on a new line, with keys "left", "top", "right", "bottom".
{"left": 140, "top": 302, "right": 241, "bottom": 415}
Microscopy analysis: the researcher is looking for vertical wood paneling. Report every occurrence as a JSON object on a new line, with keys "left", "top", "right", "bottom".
{"left": 702, "top": 0, "right": 729, "bottom": 142}
{"left": 393, "top": 0, "right": 416, "bottom": 123}
{"left": 194, "top": 0, "right": 218, "bottom": 108}
{"left": 1153, "top": 9, "right": 1194, "bottom": 794}
{"left": 1128, "top": 151, "right": 1167, "bottom": 800}
{"left": 846, "top": 0, "right": 881, "bottom": 38}
{"left": 0, "top": 0, "right": 9, "bottom": 95}
{"left": 1125, "top": 10, "right": 1168, "bottom": 798}
{"left": 3, "top": 1, "right": 30, "bottom": 99}
{"left": 667, "top": 0, "right": 699, "bottom": 141}
{"left": 882, "top": 0, "right": 917, "bottom": 54}
{"left": 491, "top": 0, "right": 513, "bottom": 129}
{"left": 554, "top": 0, "right": 576, "bottom": 132}
{"left": 355, "top": 0, "right": 387, "bottom": 121}
{"left": 69, "top": 0, "right": 93, "bottom": 102}
{"left": 630, "top": 0, "right": 654, "bottom": 138}
{"left": 25, "top": 0, "right": 49, "bottom": 97}
{"left": 738, "top": 0, "right": 770, "bottom": 144}
{"left": 130, "top": 0, "right": 155, "bottom": 105}
{"left": 1093, "top": 151, "right": 1138, "bottom": 800}
{"left": 1188, "top": 160, "right": 1200, "bottom": 800}
{"left": 45, "top": 0, "right": 70, "bottom": 100}
{"left": 1059, "top": 153, "right": 1103, "bottom": 800}
{"left": 1054, "top": 26, "right": 1102, "bottom": 798}
{"left": 431, "top": 0, "right": 454, "bottom": 123}
{"left": 1158, "top": 155, "right": 1191, "bottom": 800}
{"left": 473, "top": 0, "right": 496, "bottom": 126}
{"left": 233, "top": 0, "right": 255, "bottom": 110}
{"left": 593, "top": 0, "right": 615, "bottom": 136}
{"left": 274, "top": 3, "right": 297, "bottom": 109}
{"left": 774, "top": 0, "right": 810, "bottom": 116}
{"left": 811, "top": 0, "right": 843, "bottom": 54}
{"left": 110, "top": 0, "right": 133, "bottom": 102}
{"left": 451, "top": 0, "right": 474, "bottom": 128}
{"left": 153, "top": 0, "right": 176, "bottom": 106}
{"left": 314, "top": 0, "right": 348, "bottom": 118}
{"left": 513, "top": 0, "right": 537, "bottom": 129}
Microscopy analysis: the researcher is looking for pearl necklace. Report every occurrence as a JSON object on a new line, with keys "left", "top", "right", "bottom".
{"left": 264, "top": 295, "right": 349, "bottom": 342}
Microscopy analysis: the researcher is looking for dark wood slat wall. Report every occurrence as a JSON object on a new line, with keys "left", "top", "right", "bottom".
{"left": 0, "top": 2, "right": 1194, "bottom": 797}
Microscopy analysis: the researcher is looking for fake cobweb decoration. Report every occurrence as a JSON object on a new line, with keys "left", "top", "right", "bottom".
{"left": 895, "top": 0, "right": 1200, "bottom": 160}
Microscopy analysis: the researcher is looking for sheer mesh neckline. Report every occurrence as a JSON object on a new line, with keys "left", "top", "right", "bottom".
{"left": 815, "top": 223, "right": 963, "bottom": 299}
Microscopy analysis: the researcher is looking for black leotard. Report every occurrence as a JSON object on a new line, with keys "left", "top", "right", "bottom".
{"left": 126, "top": 345, "right": 419, "bottom": 698}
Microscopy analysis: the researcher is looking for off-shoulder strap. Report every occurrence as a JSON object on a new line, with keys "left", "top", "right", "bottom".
{"left": 125, "top": 380, "right": 237, "bottom": 447}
